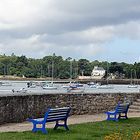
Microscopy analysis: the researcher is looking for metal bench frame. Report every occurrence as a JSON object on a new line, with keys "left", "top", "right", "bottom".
{"left": 27, "top": 107, "right": 71, "bottom": 134}
{"left": 105, "top": 103, "right": 129, "bottom": 121}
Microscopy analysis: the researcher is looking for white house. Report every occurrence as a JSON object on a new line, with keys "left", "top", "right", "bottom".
{"left": 78, "top": 66, "right": 106, "bottom": 80}
{"left": 91, "top": 66, "right": 105, "bottom": 79}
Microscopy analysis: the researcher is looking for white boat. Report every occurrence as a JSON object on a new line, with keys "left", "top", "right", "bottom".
{"left": 89, "top": 82, "right": 101, "bottom": 88}
{"left": 42, "top": 83, "right": 57, "bottom": 90}
{"left": 0, "top": 82, "right": 12, "bottom": 86}
{"left": 96, "top": 62, "right": 114, "bottom": 89}
{"left": 96, "top": 84, "right": 114, "bottom": 89}
{"left": 128, "top": 70, "right": 138, "bottom": 88}
{"left": 42, "top": 58, "right": 57, "bottom": 90}
{"left": 62, "top": 81, "right": 84, "bottom": 89}
{"left": 89, "top": 84, "right": 97, "bottom": 88}
{"left": 128, "top": 85, "right": 138, "bottom": 88}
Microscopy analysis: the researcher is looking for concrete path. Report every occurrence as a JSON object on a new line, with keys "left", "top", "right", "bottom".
{"left": 0, "top": 112, "right": 140, "bottom": 132}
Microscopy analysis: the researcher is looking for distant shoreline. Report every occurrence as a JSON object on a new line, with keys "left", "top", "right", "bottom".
{"left": 0, "top": 76, "right": 140, "bottom": 84}
{"left": 0, "top": 76, "right": 51, "bottom": 81}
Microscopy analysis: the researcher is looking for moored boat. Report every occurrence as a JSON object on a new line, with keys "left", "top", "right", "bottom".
{"left": 0, "top": 82, "right": 12, "bottom": 86}
{"left": 96, "top": 84, "right": 114, "bottom": 89}
{"left": 12, "top": 88, "right": 27, "bottom": 93}
{"left": 128, "top": 85, "right": 138, "bottom": 88}
{"left": 42, "top": 83, "right": 57, "bottom": 90}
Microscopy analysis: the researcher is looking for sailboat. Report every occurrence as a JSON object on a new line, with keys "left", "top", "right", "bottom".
{"left": 0, "top": 82, "right": 12, "bottom": 86}
{"left": 62, "top": 60, "right": 84, "bottom": 92}
{"left": 42, "top": 82, "right": 57, "bottom": 90}
{"left": 97, "top": 62, "right": 113, "bottom": 89}
{"left": 62, "top": 59, "right": 73, "bottom": 89}
{"left": 42, "top": 58, "right": 57, "bottom": 90}
{"left": 128, "top": 70, "right": 138, "bottom": 88}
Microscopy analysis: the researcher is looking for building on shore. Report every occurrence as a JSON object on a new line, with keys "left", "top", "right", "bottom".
{"left": 78, "top": 66, "right": 106, "bottom": 80}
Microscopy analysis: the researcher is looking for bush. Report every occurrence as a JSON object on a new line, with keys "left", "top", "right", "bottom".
{"left": 132, "top": 131, "right": 140, "bottom": 140}
{"left": 104, "top": 133, "right": 123, "bottom": 140}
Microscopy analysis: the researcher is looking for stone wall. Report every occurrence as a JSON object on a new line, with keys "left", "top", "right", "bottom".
{"left": 0, "top": 93, "right": 140, "bottom": 125}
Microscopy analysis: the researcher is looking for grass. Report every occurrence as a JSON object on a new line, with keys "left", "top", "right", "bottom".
{"left": 0, "top": 118, "right": 140, "bottom": 140}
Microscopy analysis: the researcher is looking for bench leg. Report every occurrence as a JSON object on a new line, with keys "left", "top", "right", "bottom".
{"left": 54, "top": 120, "right": 69, "bottom": 131}
{"left": 114, "top": 115, "right": 118, "bottom": 121}
{"left": 32, "top": 123, "right": 47, "bottom": 134}
{"left": 106, "top": 114, "right": 118, "bottom": 121}
{"left": 64, "top": 120, "right": 69, "bottom": 130}
{"left": 118, "top": 113, "right": 128, "bottom": 120}
{"left": 125, "top": 113, "right": 128, "bottom": 119}
{"left": 41, "top": 124, "right": 48, "bottom": 134}
{"left": 106, "top": 114, "right": 111, "bottom": 120}
{"left": 107, "top": 114, "right": 116, "bottom": 121}
{"left": 54, "top": 121, "right": 59, "bottom": 130}
{"left": 32, "top": 123, "right": 37, "bottom": 132}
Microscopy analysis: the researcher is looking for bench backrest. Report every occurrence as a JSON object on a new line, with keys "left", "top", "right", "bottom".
{"left": 43, "top": 107, "right": 71, "bottom": 123}
{"left": 115, "top": 103, "right": 129, "bottom": 114}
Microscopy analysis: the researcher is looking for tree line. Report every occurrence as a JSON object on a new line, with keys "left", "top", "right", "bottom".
{"left": 0, "top": 54, "right": 140, "bottom": 79}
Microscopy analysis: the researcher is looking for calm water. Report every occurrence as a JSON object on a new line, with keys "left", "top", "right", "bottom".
{"left": 0, "top": 80, "right": 140, "bottom": 96}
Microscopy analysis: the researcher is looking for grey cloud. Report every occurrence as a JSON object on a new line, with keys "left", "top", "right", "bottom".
{"left": 1, "top": 0, "right": 140, "bottom": 35}
{"left": 36, "top": 0, "right": 140, "bottom": 34}
{"left": 0, "top": 0, "right": 140, "bottom": 61}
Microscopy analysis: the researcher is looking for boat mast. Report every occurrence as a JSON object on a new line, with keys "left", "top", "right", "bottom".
{"left": 130, "top": 70, "right": 133, "bottom": 85}
{"left": 52, "top": 56, "right": 54, "bottom": 83}
{"left": 70, "top": 60, "right": 72, "bottom": 80}
{"left": 106, "top": 62, "right": 109, "bottom": 85}
{"left": 134, "top": 70, "right": 138, "bottom": 85}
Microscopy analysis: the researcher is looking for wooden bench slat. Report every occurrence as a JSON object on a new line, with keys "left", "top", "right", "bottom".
{"left": 50, "top": 109, "right": 69, "bottom": 113}
{"left": 49, "top": 110, "right": 68, "bottom": 114}
{"left": 47, "top": 115, "right": 67, "bottom": 120}
{"left": 49, "top": 111, "right": 68, "bottom": 114}
{"left": 48, "top": 112, "right": 68, "bottom": 116}
{"left": 47, "top": 117, "right": 66, "bottom": 122}
{"left": 50, "top": 107, "right": 70, "bottom": 111}
{"left": 47, "top": 114, "right": 67, "bottom": 119}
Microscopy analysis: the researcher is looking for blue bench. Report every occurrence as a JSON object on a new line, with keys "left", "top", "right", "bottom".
{"left": 27, "top": 107, "right": 71, "bottom": 134}
{"left": 105, "top": 103, "right": 130, "bottom": 121}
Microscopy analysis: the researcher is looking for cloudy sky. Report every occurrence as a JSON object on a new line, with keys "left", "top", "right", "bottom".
{"left": 0, "top": 0, "right": 140, "bottom": 63}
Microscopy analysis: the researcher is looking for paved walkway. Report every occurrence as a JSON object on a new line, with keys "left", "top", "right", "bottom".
{"left": 0, "top": 112, "right": 140, "bottom": 132}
